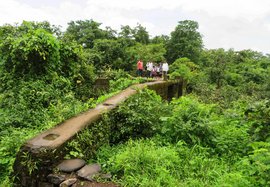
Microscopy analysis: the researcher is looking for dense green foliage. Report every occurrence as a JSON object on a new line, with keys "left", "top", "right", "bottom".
{"left": 62, "top": 85, "right": 268, "bottom": 186}
{"left": 0, "top": 20, "right": 149, "bottom": 186}
{"left": 1, "top": 18, "right": 269, "bottom": 187}
{"left": 91, "top": 88, "right": 269, "bottom": 186}
{"left": 166, "top": 20, "right": 203, "bottom": 63}
{"left": 65, "top": 47, "right": 269, "bottom": 186}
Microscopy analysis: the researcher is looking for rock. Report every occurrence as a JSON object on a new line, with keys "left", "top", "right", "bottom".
{"left": 71, "top": 181, "right": 118, "bottom": 187}
{"left": 60, "top": 178, "right": 77, "bottom": 187}
{"left": 57, "top": 159, "right": 86, "bottom": 173}
{"left": 77, "top": 164, "right": 101, "bottom": 181}
{"left": 47, "top": 173, "right": 66, "bottom": 185}
{"left": 38, "top": 182, "right": 54, "bottom": 187}
{"left": 100, "top": 173, "right": 112, "bottom": 179}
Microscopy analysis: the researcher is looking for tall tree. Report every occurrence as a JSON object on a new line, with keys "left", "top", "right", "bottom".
{"left": 151, "top": 35, "right": 169, "bottom": 44}
{"left": 118, "top": 25, "right": 136, "bottom": 47}
{"left": 118, "top": 24, "right": 150, "bottom": 46}
{"left": 92, "top": 39, "right": 125, "bottom": 69}
{"left": 125, "top": 43, "right": 166, "bottom": 71}
{"left": 132, "top": 24, "right": 150, "bottom": 44}
{"left": 166, "top": 20, "right": 203, "bottom": 63}
{"left": 64, "top": 20, "right": 107, "bottom": 48}
{"left": 119, "top": 25, "right": 134, "bottom": 39}
{"left": 104, "top": 26, "right": 117, "bottom": 39}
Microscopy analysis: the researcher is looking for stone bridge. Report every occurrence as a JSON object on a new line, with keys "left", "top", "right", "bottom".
{"left": 13, "top": 79, "right": 185, "bottom": 187}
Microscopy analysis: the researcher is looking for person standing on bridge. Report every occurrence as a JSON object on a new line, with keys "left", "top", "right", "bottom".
{"left": 146, "top": 61, "right": 153, "bottom": 78}
{"left": 162, "top": 62, "right": 169, "bottom": 80}
{"left": 137, "top": 60, "right": 144, "bottom": 77}
{"left": 151, "top": 65, "right": 157, "bottom": 78}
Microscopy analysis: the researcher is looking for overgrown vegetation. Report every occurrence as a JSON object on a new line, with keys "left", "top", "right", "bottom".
{"left": 0, "top": 18, "right": 269, "bottom": 186}
{"left": 64, "top": 51, "right": 269, "bottom": 186}
{"left": 87, "top": 87, "right": 269, "bottom": 186}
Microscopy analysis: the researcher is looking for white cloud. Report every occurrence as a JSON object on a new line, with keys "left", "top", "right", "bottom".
{"left": 0, "top": 0, "right": 42, "bottom": 23}
{"left": 0, "top": 0, "right": 270, "bottom": 53}
{"left": 180, "top": 0, "right": 270, "bottom": 20}
{"left": 86, "top": 0, "right": 183, "bottom": 10}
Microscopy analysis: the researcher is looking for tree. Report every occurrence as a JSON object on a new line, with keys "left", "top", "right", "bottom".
{"left": 118, "top": 25, "right": 136, "bottom": 47}
{"left": 169, "top": 57, "right": 198, "bottom": 82}
{"left": 0, "top": 21, "right": 95, "bottom": 85}
{"left": 0, "top": 22, "right": 60, "bottom": 76}
{"left": 125, "top": 43, "right": 166, "bottom": 71}
{"left": 104, "top": 26, "right": 117, "bottom": 39}
{"left": 166, "top": 20, "right": 203, "bottom": 63}
{"left": 64, "top": 20, "right": 107, "bottom": 48}
{"left": 151, "top": 35, "right": 169, "bottom": 44}
{"left": 132, "top": 24, "right": 150, "bottom": 44}
{"left": 119, "top": 25, "right": 134, "bottom": 39}
{"left": 22, "top": 21, "right": 62, "bottom": 37}
{"left": 92, "top": 39, "right": 125, "bottom": 69}
{"left": 119, "top": 24, "right": 150, "bottom": 45}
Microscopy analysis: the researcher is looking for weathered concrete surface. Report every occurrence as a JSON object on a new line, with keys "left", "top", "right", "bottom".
{"left": 13, "top": 80, "right": 184, "bottom": 186}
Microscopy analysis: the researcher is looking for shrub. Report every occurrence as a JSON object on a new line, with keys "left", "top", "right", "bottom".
{"left": 95, "top": 139, "right": 232, "bottom": 187}
{"left": 0, "top": 24, "right": 60, "bottom": 76}
{"left": 160, "top": 96, "right": 216, "bottom": 147}
{"left": 108, "top": 89, "right": 165, "bottom": 144}
{"left": 169, "top": 57, "right": 198, "bottom": 82}
{"left": 97, "top": 139, "right": 181, "bottom": 187}
{"left": 235, "top": 142, "right": 270, "bottom": 186}
{"left": 246, "top": 99, "right": 270, "bottom": 141}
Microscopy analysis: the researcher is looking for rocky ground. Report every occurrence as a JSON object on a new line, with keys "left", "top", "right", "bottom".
{"left": 46, "top": 159, "right": 118, "bottom": 187}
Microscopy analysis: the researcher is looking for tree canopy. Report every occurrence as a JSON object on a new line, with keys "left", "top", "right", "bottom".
{"left": 166, "top": 20, "right": 203, "bottom": 64}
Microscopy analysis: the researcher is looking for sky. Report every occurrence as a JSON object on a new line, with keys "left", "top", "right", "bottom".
{"left": 0, "top": 0, "right": 270, "bottom": 54}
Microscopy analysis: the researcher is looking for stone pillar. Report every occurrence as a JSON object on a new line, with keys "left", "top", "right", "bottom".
{"left": 94, "top": 78, "right": 110, "bottom": 92}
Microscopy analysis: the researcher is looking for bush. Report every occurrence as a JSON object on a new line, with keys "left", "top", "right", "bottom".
{"left": 160, "top": 96, "right": 216, "bottom": 146}
{"left": 234, "top": 142, "right": 270, "bottom": 186}
{"left": 97, "top": 139, "right": 181, "bottom": 187}
{"left": 211, "top": 113, "right": 250, "bottom": 157}
{"left": 169, "top": 57, "right": 198, "bottom": 82}
{"left": 65, "top": 114, "right": 111, "bottom": 160}
{"left": 0, "top": 127, "right": 40, "bottom": 182}
{"left": 109, "top": 77, "right": 145, "bottom": 92}
{"left": 246, "top": 99, "right": 270, "bottom": 141}
{"left": 0, "top": 24, "right": 60, "bottom": 76}
{"left": 95, "top": 139, "right": 233, "bottom": 187}
{"left": 108, "top": 89, "right": 166, "bottom": 143}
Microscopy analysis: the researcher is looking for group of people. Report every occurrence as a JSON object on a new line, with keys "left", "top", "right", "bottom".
{"left": 137, "top": 60, "right": 169, "bottom": 79}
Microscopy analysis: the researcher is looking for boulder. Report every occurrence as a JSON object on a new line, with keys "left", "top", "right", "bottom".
{"left": 47, "top": 173, "right": 66, "bottom": 185}
{"left": 57, "top": 159, "right": 86, "bottom": 173}
{"left": 77, "top": 164, "right": 101, "bottom": 181}
{"left": 60, "top": 178, "right": 77, "bottom": 187}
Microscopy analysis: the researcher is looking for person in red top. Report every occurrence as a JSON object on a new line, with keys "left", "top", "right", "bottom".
{"left": 137, "top": 60, "right": 143, "bottom": 76}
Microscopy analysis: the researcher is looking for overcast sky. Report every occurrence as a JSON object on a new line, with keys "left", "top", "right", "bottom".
{"left": 0, "top": 0, "right": 270, "bottom": 53}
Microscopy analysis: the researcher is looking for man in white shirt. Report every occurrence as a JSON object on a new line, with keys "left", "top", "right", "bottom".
{"left": 162, "top": 62, "right": 169, "bottom": 80}
{"left": 146, "top": 61, "right": 153, "bottom": 77}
